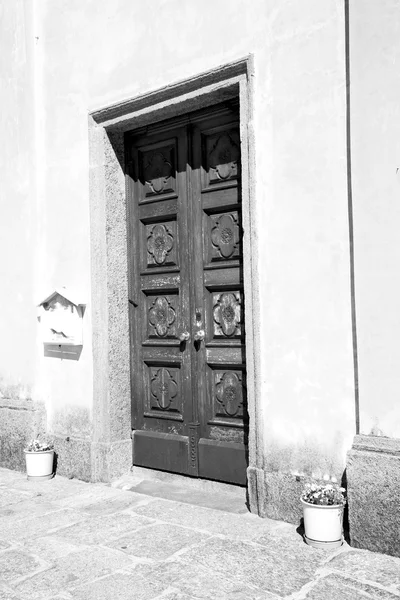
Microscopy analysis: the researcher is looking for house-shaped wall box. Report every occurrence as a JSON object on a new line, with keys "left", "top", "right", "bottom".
{"left": 37, "top": 288, "right": 85, "bottom": 347}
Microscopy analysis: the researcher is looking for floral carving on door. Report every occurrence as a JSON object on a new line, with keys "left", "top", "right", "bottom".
{"left": 144, "top": 150, "right": 173, "bottom": 194}
{"left": 215, "top": 371, "right": 243, "bottom": 418}
{"left": 207, "top": 131, "right": 240, "bottom": 182}
{"left": 150, "top": 367, "right": 178, "bottom": 410}
{"left": 211, "top": 212, "right": 240, "bottom": 260}
{"left": 147, "top": 223, "right": 174, "bottom": 266}
{"left": 148, "top": 296, "right": 176, "bottom": 337}
{"left": 213, "top": 292, "right": 242, "bottom": 338}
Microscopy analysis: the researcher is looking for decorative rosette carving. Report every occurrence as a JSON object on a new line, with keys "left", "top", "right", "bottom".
{"left": 150, "top": 368, "right": 178, "bottom": 410}
{"left": 147, "top": 224, "right": 174, "bottom": 265}
{"left": 215, "top": 371, "right": 243, "bottom": 417}
{"left": 149, "top": 296, "right": 176, "bottom": 337}
{"left": 213, "top": 292, "right": 241, "bottom": 337}
{"left": 211, "top": 213, "right": 240, "bottom": 259}
{"left": 208, "top": 132, "right": 239, "bottom": 181}
{"left": 144, "top": 151, "right": 172, "bottom": 194}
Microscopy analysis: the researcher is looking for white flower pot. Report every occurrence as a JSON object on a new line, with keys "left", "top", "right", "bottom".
{"left": 301, "top": 498, "right": 344, "bottom": 549}
{"left": 25, "top": 450, "right": 55, "bottom": 481}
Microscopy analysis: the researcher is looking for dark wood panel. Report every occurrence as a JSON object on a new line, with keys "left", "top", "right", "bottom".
{"left": 206, "top": 347, "right": 245, "bottom": 364}
{"left": 204, "top": 268, "right": 241, "bottom": 289}
{"left": 200, "top": 124, "right": 240, "bottom": 191}
{"left": 201, "top": 187, "right": 239, "bottom": 211}
{"left": 198, "top": 438, "right": 247, "bottom": 485}
{"left": 142, "top": 347, "right": 182, "bottom": 362}
{"left": 141, "top": 274, "right": 181, "bottom": 291}
{"left": 203, "top": 210, "right": 242, "bottom": 267}
{"left": 142, "top": 293, "right": 179, "bottom": 342}
{"left": 137, "top": 138, "right": 178, "bottom": 203}
{"left": 208, "top": 289, "right": 243, "bottom": 342}
{"left": 128, "top": 104, "right": 248, "bottom": 485}
{"left": 133, "top": 430, "right": 189, "bottom": 474}
{"left": 139, "top": 198, "right": 178, "bottom": 222}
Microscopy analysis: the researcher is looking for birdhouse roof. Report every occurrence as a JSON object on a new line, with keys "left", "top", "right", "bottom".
{"left": 38, "top": 287, "right": 84, "bottom": 308}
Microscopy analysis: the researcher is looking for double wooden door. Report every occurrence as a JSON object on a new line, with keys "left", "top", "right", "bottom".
{"left": 126, "top": 103, "right": 248, "bottom": 485}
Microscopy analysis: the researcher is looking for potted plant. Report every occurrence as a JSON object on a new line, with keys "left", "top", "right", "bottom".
{"left": 24, "top": 438, "right": 55, "bottom": 481}
{"left": 301, "top": 482, "right": 346, "bottom": 549}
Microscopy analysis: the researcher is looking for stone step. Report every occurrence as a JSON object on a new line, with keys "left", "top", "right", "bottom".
{"left": 111, "top": 466, "right": 249, "bottom": 514}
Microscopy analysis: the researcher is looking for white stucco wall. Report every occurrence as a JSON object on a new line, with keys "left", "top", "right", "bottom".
{"left": 30, "top": 2, "right": 93, "bottom": 437}
{"left": 0, "top": 0, "right": 358, "bottom": 475}
{"left": 0, "top": 0, "right": 36, "bottom": 401}
{"left": 350, "top": 0, "right": 400, "bottom": 439}
{"left": 256, "top": 1, "right": 354, "bottom": 477}
{"left": 31, "top": 0, "right": 354, "bottom": 473}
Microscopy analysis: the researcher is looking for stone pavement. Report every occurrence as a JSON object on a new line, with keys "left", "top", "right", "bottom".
{"left": 1, "top": 467, "right": 400, "bottom": 600}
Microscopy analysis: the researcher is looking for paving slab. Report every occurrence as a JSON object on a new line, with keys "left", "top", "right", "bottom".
{"left": 107, "top": 523, "right": 211, "bottom": 560}
{"left": 20, "top": 535, "right": 86, "bottom": 562}
{"left": 0, "top": 499, "right": 62, "bottom": 521}
{"left": 68, "top": 572, "right": 167, "bottom": 600}
{"left": 56, "top": 485, "right": 148, "bottom": 510}
{"left": 0, "top": 549, "right": 49, "bottom": 584}
{"left": 13, "top": 547, "right": 137, "bottom": 599}
{"left": 1, "top": 467, "right": 400, "bottom": 600}
{"left": 155, "top": 593, "right": 198, "bottom": 600}
{"left": 0, "top": 585, "right": 22, "bottom": 600}
{"left": 303, "top": 573, "right": 400, "bottom": 600}
{"left": 0, "top": 488, "right": 33, "bottom": 507}
{"left": 0, "top": 508, "right": 86, "bottom": 541}
{"left": 327, "top": 550, "right": 400, "bottom": 592}
{"left": 120, "top": 478, "right": 248, "bottom": 514}
{"left": 60, "top": 491, "right": 152, "bottom": 515}
{"left": 133, "top": 559, "right": 279, "bottom": 600}
{"left": 1, "top": 471, "right": 92, "bottom": 501}
{"left": 173, "top": 536, "right": 329, "bottom": 597}
{"left": 132, "top": 497, "right": 290, "bottom": 541}
{"left": 56, "top": 512, "right": 155, "bottom": 545}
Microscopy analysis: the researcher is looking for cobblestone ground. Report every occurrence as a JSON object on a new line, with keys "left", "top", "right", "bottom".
{"left": 1, "top": 467, "right": 400, "bottom": 599}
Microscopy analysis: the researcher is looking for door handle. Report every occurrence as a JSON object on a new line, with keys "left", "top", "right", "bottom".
{"left": 179, "top": 331, "right": 190, "bottom": 342}
{"left": 193, "top": 329, "right": 205, "bottom": 342}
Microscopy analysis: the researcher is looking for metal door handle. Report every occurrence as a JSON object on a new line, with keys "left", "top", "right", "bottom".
{"left": 193, "top": 329, "right": 205, "bottom": 342}
{"left": 179, "top": 331, "right": 190, "bottom": 342}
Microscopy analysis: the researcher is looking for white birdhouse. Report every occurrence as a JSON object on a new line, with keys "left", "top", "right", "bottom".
{"left": 37, "top": 288, "right": 85, "bottom": 346}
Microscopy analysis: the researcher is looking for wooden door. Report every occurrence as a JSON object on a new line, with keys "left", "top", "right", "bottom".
{"left": 126, "top": 103, "right": 248, "bottom": 485}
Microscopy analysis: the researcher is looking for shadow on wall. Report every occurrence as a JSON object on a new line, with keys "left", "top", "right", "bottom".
{"left": 341, "top": 468, "right": 350, "bottom": 543}
{"left": 53, "top": 450, "right": 59, "bottom": 476}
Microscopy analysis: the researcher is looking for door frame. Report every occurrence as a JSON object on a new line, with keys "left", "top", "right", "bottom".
{"left": 88, "top": 56, "right": 265, "bottom": 514}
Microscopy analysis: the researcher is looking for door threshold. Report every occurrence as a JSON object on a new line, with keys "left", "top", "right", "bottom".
{"left": 111, "top": 466, "right": 249, "bottom": 514}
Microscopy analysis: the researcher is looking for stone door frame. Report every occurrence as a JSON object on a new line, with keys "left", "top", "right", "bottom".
{"left": 88, "top": 56, "right": 265, "bottom": 514}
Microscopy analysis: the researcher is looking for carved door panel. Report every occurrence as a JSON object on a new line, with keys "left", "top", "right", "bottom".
{"left": 127, "top": 105, "right": 247, "bottom": 484}
{"left": 127, "top": 125, "right": 194, "bottom": 475}
{"left": 191, "top": 110, "right": 247, "bottom": 484}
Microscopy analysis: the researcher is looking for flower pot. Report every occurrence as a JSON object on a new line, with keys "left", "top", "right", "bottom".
{"left": 24, "top": 450, "right": 55, "bottom": 481}
{"left": 301, "top": 498, "right": 344, "bottom": 549}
